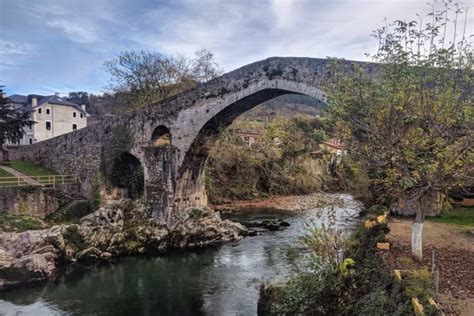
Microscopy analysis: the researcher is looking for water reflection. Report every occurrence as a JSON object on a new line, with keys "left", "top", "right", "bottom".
{"left": 0, "top": 194, "right": 361, "bottom": 316}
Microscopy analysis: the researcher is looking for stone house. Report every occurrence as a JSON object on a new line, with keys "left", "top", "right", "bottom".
{"left": 229, "top": 128, "right": 261, "bottom": 148}
{"left": 8, "top": 94, "right": 88, "bottom": 145}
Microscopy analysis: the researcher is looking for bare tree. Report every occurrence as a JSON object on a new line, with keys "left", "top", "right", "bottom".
{"left": 104, "top": 49, "right": 222, "bottom": 111}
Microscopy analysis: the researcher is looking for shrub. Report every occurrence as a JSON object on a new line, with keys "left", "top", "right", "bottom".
{"left": 90, "top": 174, "right": 102, "bottom": 210}
{"left": 403, "top": 268, "right": 435, "bottom": 302}
{"left": 0, "top": 214, "right": 44, "bottom": 232}
{"left": 354, "top": 288, "right": 390, "bottom": 315}
{"left": 63, "top": 225, "right": 85, "bottom": 250}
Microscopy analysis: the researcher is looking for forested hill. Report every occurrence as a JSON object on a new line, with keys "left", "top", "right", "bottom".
{"left": 67, "top": 91, "right": 326, "bottom": 123}
{"left": 241, "top": 94, "right": 326, "bottom": 120}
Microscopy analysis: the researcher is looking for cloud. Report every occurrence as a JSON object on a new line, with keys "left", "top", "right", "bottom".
{"left": 1, "top": 0, "right": 472, "bottom": 95}
{"left": 0, "top": 40, "right": 34, "bottom": 71}
{"left": 46, "top": 20, "right": 98, "bottom": 43}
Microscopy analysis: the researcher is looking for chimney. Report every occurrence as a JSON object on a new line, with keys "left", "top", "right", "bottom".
{"left": 55, "top": 92, "right": 60, "bottom": 97}
{"left": 32, "top": 97, "right": 37, "bottom": 107}
{"left": 81, "top": 104, "right": 86, "bottom": 112}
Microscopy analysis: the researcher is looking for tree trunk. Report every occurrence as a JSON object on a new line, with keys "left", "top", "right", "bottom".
{"left": 411, "top": 205, "right": 425, "bottom": 261}
{"left": 411, "top": 221, "right": 424, "bottom": 261}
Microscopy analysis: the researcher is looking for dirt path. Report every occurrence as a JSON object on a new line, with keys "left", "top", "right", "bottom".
{"left": 0, "top": 166, "right": 41, "bottom": 186}
{"left": 386, "top": 218, "right": 474, "bottom": 315}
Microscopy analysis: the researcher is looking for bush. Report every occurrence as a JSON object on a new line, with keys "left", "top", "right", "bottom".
{"left": 0, "top": 214, "right": 44, "bottom": 232}
{"left": 47, "top": 200, "right": 91, "bottom": 223}
{"left": 403, "top": 268, "right": 435, "bottom": 302}
{"left": 63, "top": 225, "right": 85, "bottom": 250}
{"left": 354, "top": 287, "right": 390, "bottom": 315}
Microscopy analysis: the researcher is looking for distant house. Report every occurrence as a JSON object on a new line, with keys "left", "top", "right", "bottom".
{"left": 319, "top": 138, "right": 344, "bottom": 156}
{"left": 230, "top": 128, "right": 261, "bottom": 148}
{"left": 8, "top": 94, "right": 88, "bottom": 145}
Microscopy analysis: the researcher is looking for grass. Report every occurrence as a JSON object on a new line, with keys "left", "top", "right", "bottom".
{"left": 0, "top": 214, "right": 45, "bottom": 232}
{"left": 7, "top": 160, "right": 57, "bottom": 176}
{"left": 0, "top": 168, "right": 17, "bottom": 187}
{"left": 428, "top": 207, "right": 474, "bottom": 227}
{"left": 0, "top": 168, "right": 13, "bottom": 177}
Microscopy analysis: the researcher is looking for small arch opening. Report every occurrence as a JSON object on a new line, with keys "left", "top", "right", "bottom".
{"left": 151, "top": 125, "right": 171, "bottom": 147}
{"left": 110, "top": 152, "right": 144, "bottom": 199}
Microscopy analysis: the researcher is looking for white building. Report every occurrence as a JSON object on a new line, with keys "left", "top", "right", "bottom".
{"left": 8, "top": 94, "right": 88, "bottom": 145}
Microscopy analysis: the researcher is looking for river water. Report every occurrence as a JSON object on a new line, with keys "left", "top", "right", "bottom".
{"left": 0, "top": 194, "right": 362, "bottom": 316}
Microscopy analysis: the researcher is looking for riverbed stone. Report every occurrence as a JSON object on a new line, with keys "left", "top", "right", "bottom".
{"left": 0, "top": 199, "right": 247, "bottom": 290}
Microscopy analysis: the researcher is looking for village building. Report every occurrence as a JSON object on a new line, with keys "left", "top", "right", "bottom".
{"left": 7, "top": 94, "right": 88, "bottom": 145}
{"left": 229, "top": 128, "right": 261, "bottom": 148}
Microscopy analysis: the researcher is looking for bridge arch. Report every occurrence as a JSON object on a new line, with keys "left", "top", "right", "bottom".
{"left": 151, "top": 125, "right": 172, "bottom": 147}
{"left": 173, "top": 80, "right": 326, "bottom": 211}
{"left": 110, "top": 151, "right": 145, "bottom": 199}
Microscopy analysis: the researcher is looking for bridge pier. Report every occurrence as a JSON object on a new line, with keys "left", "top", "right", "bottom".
{"left": 143, "top": 146, "right": 177, "bottom": 224}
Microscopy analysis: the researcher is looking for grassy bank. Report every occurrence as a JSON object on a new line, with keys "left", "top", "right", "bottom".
{"left": 428, "top": 207, "right": 474, "bottom": 227}
{"left": 7, "top": 160, "right": 57, "bottom": 176}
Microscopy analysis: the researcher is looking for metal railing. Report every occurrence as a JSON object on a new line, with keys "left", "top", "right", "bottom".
{"left": 0, "top": 175, "right": 77, "bottom": 187}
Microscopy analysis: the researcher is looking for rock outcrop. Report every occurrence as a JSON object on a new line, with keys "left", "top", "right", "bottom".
{"left": 0, "top": 199, "right": 246, "bottom": 290}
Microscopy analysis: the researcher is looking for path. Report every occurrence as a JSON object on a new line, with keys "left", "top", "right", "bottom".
{"left": 0, "top": 166, "right": 42, "bottom": 186}
{"left": 386, "top": 218, "right": 474, "bottom": 315}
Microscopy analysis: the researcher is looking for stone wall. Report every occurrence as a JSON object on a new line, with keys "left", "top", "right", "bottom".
{"left": 9, "top": 123, "right": 105, "bottom": 197}
{"left": 0, "top": 186, "right": 74, "bottom": 219}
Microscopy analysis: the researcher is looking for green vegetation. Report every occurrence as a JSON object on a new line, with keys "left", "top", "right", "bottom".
{"left": 0, "top": 87, "right": 35, "bottom": 147}
{"left": 0, "top": 214, "right": 44, "bottom": 232}
{"left": 206, "top": 115, "right": 332, "bottom": 203}
{"left": 90, "top": 174, "right": 103, "bottom": 210}
{"left": 0, "top": 168, "right": 13, "bottom": 177}
{"left": 428, "top": 207, "right": 474, "bottom": 227}
{"left": 47, "top": 200, "right": 91, "bottom": 224}
{"left": 260, "top": 221, "right": 418, "bottom": 315}
{"left": 8, "top": 160, "right": 57, "bottom": 176}
{"left": 327, "top": 3, "right": 473, "bottom": 260}
{"left": 63, "top": 225, "right": 85, "bottom": 250}
{"left": 102, "top": 125, "right": 144, "bottom": 199}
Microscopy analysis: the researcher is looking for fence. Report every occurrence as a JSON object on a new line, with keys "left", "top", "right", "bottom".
{"left": 0, "top": 175, "right": 77, "bottom": 188}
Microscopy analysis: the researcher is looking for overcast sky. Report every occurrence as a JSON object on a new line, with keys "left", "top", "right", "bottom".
{"left": 1, "top": 0, "right": 472, "bottom": 95}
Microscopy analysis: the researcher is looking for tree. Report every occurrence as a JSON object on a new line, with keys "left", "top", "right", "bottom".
{"left": 192, "top": 48, "right": 223, "bottom": 82}
{"left": 328, "top": 3, "right": 473, "bottom": 260}
{"left": 67, "top": 91, "right": 90, "bottom": 106}
{"left": 104, "top": 49, "right": 222, "bottom": 111}
{"left": 0, "top": 87, "right": 35, "bottom": 154}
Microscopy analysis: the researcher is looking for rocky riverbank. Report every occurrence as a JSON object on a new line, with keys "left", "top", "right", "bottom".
{"left": 0, "top": 199, "right": 246, "bottom": 290}
{"left": 211, "top": 192, "right": 345, "bottom": 214}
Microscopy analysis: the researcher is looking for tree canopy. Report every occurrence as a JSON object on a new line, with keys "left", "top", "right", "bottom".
{"left": 0, "top": 87, "right": 34, "bottom": 147}
{"left": 327, "top": 3, "right": 473, "bottom": 259}
{"left": 104, "top": 49, "right": 223, "bottom": 111}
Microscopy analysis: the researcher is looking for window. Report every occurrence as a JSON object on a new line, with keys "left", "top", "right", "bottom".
{"left": 29, "top": 138, "right": 33, "bottom": 145}
{"left": 73, "top": 112, "right": 76, "bottom": 118}
{"left": 38, "top": 108, "right": 42, "bottom": 114}
{"left": 80, "top": 113, "right": 84, "bottom": 118}
{"left": 46, "top": 122, "right": 51, "bottom": 130}
{"left": 72, "top": 124, "right": 77, "bottom": 130}
{"left": 46, "top": 109, "right": 50, "bottom": 115}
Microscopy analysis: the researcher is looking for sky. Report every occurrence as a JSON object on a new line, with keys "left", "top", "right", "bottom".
{"left": 1, "top": 0, "right": 473, "bottom": 96}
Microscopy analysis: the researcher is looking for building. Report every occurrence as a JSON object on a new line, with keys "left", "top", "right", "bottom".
{"left": 8, "top": 94, "right": 88, "bottom": 145}
{"left": 229, "top": 128, "right": 261, "bottom": 148}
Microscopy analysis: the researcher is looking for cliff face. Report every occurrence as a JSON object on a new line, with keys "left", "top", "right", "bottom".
{"left": 0, "top": 199, "right": 246, "bottom": 290}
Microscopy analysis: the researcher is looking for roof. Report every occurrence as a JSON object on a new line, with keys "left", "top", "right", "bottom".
{"left": 8, "top": 94, "right": 87, "bottom": 114}
{"left": 320, "top": 138, "right": 343, "bottom": 149}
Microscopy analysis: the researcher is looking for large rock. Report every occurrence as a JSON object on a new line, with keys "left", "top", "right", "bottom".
{"left": 0, "top": 199, "right": 247, "bottom": 290}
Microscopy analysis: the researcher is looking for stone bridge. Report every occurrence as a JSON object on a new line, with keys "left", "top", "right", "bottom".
{"left": 10, "top": 57, "right": 379, "bottom": 224}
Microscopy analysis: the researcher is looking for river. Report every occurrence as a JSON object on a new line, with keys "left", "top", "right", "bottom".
{"left": 0, "top": 194, "right": 362, "bottom": 316}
